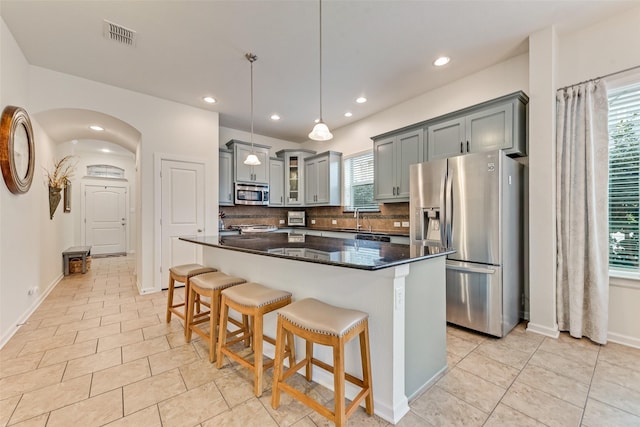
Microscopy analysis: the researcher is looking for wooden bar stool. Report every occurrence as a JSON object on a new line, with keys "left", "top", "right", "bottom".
{"left": 216, "top": 282, "right": 294, "bottom": 397}
{"left": 186, "top": 271, "right": 247, "bottom": 363}
{"left": 165, "top": 263, "right": 216, "bottom": 336}
{"left": 271, "top": 298, "right": 374, "bottom": 427}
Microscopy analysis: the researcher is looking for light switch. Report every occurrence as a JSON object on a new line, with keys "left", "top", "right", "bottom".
{"left": 394, "top": 222, "right": 401, "bottom": 227}
{"left": 401, "top": 221, "right": 409, "bottom": 227}
{"left": 331, "top": 219, "right": 337, "bottom": 225}
{"left": 311, "top": 219, "right": 316, "bottom": 224}
{"left": 279, "top": 219, "right": 285, "bottom": 224}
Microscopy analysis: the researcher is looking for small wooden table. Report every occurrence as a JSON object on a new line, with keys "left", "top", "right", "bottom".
{"left": 62, "top": 246, "right": 91, "bottom": 275}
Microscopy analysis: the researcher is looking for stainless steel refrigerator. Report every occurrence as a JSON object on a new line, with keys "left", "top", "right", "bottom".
{"left": 409, "top": 150, "right": 523, "bottom": 337}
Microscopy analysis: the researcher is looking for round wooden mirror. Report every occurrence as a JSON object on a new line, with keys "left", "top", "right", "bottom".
{"left": 0, "top": 106, "right": 35, "bottom": 194}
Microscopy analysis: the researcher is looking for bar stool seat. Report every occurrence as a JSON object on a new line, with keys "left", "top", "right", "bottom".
{"left": 186, "top": 271, "right": 247, "bottom": 362}
{"left": 165, "top": 263, "right": 217, "bottom": 336}
{"left": 216, "top": 282, "right": 294, "bottom": 397}
{"left": 272, "top": 298, "right": 374, "bottom": 427}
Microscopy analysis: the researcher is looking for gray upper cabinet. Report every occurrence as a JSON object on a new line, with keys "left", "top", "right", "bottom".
{"left": 426, "top": 92, "right": 527, "bottom": 160}
{"left": 219, "top": 149, "right": 234, "bottom": 206}
{"left": 269, "top": 157, "right": 284, "bottom": 207}
{"left": 226, "top": 139, "right": 270, "bottom": 184}
{"left": 373, "top": 128, "right": 424, "bottom": 202}
{"left": 275, "top": 149, "right": 316, "bottom": 206}
{"left": 304, "top": 151, "right": 342, "bottom": 206}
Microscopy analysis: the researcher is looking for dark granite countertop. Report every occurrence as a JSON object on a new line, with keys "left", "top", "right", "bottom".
{"left": 180, "top": 233, "right": 454, "bottom": 271}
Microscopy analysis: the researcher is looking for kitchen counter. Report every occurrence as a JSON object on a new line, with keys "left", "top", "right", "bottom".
{"left": 181, "top": 234, "right": 452, "bottom": 271}
{"left": 182, "top": 234, "right": 450, "bottom": 424}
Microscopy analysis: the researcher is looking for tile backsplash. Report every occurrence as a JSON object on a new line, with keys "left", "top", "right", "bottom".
{"left": 219, "top": 203, "right": 410, "bottom": 234}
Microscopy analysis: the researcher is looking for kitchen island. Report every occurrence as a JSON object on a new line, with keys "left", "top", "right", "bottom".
{"left": 181, "top": 233, "right": 454, "bottom": 424}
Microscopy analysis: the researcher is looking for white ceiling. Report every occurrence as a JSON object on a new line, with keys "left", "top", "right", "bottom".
{"left": 1, "top": 0, "right": 637, "bottom": 143}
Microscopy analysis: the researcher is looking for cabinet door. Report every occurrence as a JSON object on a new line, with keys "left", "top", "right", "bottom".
{"left": 219, "top": 150, "right": 234, "bottom": 205}
{"left": 373, "top": 137, "right": 396, "bottom": 200}
{"left": 305, "top": 159, "right": 318, "bottom": 204}
{"left": 397, "top": 130, "right": 423, "bottom": 199}
{"left": 466, "top": 103, "right": 513, "bottom": 154}
{"left": 235, "top": 145, "right": 269, "bottom": 183}
{"left": 427, "top": 117, "right": 465, "bottom": 160}
{"left": 269, "top": 159, "right": 284, "bottom": 206}
{"left": 285, "top": 153, "right": 303, "bottom": 205}
{"left": 315, "top": 156, "right": 330, "bottom": 204}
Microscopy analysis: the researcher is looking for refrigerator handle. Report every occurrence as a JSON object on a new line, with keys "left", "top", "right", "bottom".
{"left": 445, "top": 169, "right": 453, "bottom": 247}
{"left": 439, "top": 172, "right": 447, "bottom": 246}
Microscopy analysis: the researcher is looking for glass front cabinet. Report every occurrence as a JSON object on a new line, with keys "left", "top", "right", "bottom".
{"left": 276, "top": 149, "right": 316, "bottom": 206}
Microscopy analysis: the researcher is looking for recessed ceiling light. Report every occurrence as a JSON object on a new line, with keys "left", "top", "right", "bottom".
{"left": 356, "top": 97, "right": 367, "bottom": 104}
{"left": 101, "top": 148, "right": 111, "bottom": 153}
{"left": 71, "top": 139, "right": 79, "bottom": 145}
{"left": 433, "top": 56, "right": 450, "bottom": 67}
{"left": 89, "top": 125, "right": 104, "bottom": 131}
{"left": 203, "top": 96, "right": 216, "bottom": 104}
{"left": 270, "top": 114, "right": 281, "bottom": 121}
{"left": 344, "top": 112, "right": 353, "bottom": 117}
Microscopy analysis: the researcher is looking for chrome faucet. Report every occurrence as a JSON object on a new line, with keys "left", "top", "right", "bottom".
{"left": 354, "top": 207, "right": 362, "bottom": 231}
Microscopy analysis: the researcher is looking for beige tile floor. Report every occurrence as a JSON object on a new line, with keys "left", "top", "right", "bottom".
{"left": 1, "top": 255, "right": 639, "bottom": 426}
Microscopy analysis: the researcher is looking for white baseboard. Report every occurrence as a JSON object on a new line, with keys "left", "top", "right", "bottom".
{"left": 0, "top": 273, "right": 62, "bottom": 349}
{"left": 608, "top": 331, "right": 640, "bottom": 349}
{"left": 526, "top": 322, "right": 560, "bottom": 339}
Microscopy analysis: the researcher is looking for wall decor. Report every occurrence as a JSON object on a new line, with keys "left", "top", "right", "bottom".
{"left": 45, "top": 155, "right": 76, "bottom": 219}
{"left": 0, "top": 105, "right": 35, "bottom": 194}
{"left": 63, "top": 180, "right": 71, "bottom": 212}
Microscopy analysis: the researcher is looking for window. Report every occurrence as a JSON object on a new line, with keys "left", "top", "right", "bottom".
{"left": 87, "top": 164, "right": 125, "bottom": 179}
{"left": 608, "top": 82, "right": 640, "bottom": 274}
{"left": 343, "top": 151, "right": 378, "bottom": 211}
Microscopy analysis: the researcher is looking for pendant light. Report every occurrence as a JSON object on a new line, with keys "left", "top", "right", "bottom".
{"left": 308, "top": 0, "right": 333, "bottom": 141}
{"left": 244, "top": 53, "right": 261, "bottom": 166}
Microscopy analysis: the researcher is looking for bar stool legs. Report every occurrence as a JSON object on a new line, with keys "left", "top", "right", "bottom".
{"left": 165, "top": 264, "right": 216, "bottom": 336}
{"left": 216, "top": 282, "right": 293, "bottom": 397}
{"left": 272, "top": 298, "right": 374, "bottom": 427}
{"left": 185, "top": 271, "right": 246, "bottom": 363}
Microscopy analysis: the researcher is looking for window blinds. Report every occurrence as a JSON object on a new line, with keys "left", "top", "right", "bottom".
{"left": 608, "top": 83, "right": 640, "bottom": 271}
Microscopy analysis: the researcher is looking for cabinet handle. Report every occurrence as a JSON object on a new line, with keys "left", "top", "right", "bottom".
{"left": 460, "top": 142, "right": 463, "bottom": 153}
{"left": 467, "top": 141, "right": 470, "bottom": 152}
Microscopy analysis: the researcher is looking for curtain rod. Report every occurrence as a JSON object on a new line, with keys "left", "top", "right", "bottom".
{"left": 558, "top": 64, "right": 640, "bottom": 92}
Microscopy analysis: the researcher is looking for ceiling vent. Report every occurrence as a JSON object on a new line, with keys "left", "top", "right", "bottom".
{"left": 103, "top": 20, "right": 136, "bottom": 46}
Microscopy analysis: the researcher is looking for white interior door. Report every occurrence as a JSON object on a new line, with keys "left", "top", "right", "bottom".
{"left": 85, "top": 184, "right": 127, "bottom": 255}
{"left": 161, "top": 159, "right": 205, "bottom": 289}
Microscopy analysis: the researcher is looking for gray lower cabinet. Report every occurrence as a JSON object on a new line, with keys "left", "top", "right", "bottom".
{"left": 226, "top": 139, "right": 270, "bottom": 184}
{"left": 426, "top": 92, "right": 527, "bottom": 160}
{"left": 373, "top": 128, "right": 424, "bottom": 202}
{"left": 304, "top": 151, "right": 342, "bottom": 206}
{"left": 219, "top": 149, "right": 234, "bottom": 206}
{"left": 269, "top": 157, "right": 284, "bottom": 206}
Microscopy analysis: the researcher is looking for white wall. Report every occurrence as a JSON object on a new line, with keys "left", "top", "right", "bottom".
{"left": 60, "top": 140, "right": 137, "bottom": 253}
{"left": 0, "top": 19, "right": 65, "bottom": 345}
{"left": 557, "top": 6, "right": 640, "bottom": 347}
{"left": 219, "top": 126, "right": 299, "bottom": 156}
{"left": 302, "top": 53, "right": 530, "bottom": 157}
{"left": 27, "top": 66, "right": 219, "bottom": 295}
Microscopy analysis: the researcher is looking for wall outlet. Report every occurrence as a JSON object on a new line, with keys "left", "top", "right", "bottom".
{"left": 331, "top": 219, "right": 337, "bottom": 225}
{"left": 28, "top": 286, "right": 39, "bottom": 295}
{"left": 311, "top": 219, "right": 316, "bottom": 224}
{"left": 394, "top": 221, "right": 401, "bottom": 227}
{"left": 401, "top": 221, "right": 410, "bottom": 227}
{"left": 279, "top": 219, "right": 285, "bottom": 224}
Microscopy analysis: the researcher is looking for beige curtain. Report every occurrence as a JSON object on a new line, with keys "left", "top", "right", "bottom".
{"left": 556, "top": 80, "right": 609, "bottom": 344}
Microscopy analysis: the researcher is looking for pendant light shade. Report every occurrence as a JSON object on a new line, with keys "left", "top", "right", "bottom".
{"left": 309, "top": 0, "right": 332, "bottom": 141}
{"left": 244, "top": 153, "right": 261, "bottom": 166}
{"left": 308, "top": 121, "right": 333, "bottom": 141}
{"left": 244, "top": 53, "right": 261, "bottom": 166}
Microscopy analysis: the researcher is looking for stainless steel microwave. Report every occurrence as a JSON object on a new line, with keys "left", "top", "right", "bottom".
{"left": 235, "top": 183, "right": 269, "bottom": 205}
